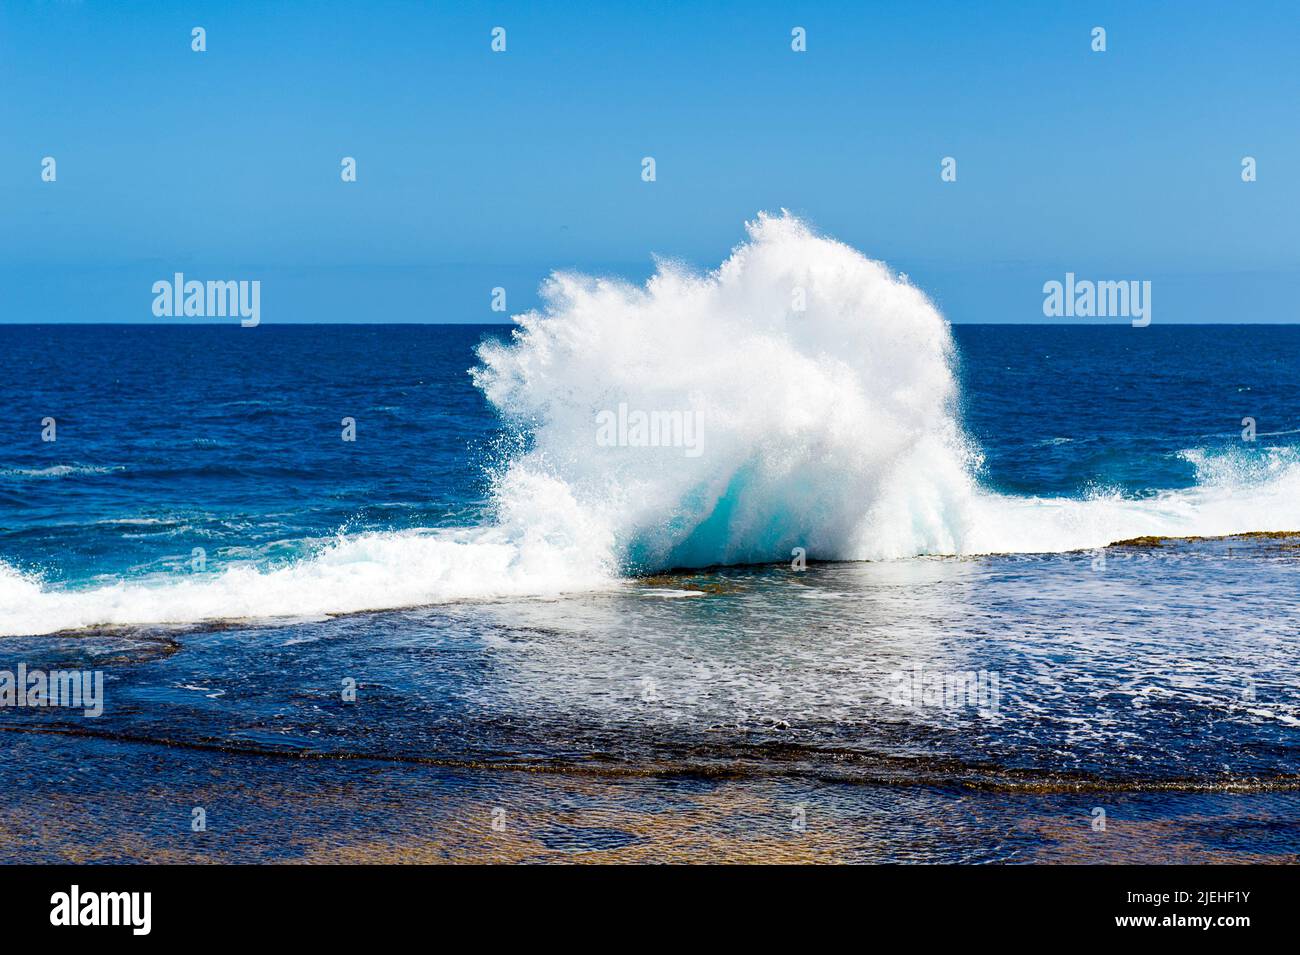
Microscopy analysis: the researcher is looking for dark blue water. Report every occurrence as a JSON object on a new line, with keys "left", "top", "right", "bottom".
{"left": 957, "top": 325, "right": 1300, "bottom": 496}
{"left": 2, "top": 324, "right": 1299, "bottom": 862}
{"left": 0, "top": 325, "right": 503, "bottom": 583}
{"left": 4, "top": 324, "right": 1299, "bottom": 583}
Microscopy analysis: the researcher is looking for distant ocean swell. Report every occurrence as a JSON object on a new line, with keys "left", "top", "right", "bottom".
{"left": 3, "top": 213, "right": 1300, "bottom": 637}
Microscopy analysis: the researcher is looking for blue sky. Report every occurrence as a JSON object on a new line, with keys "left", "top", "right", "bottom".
{"left": 2, "top": 0, "right": 1297, "bottom": 322}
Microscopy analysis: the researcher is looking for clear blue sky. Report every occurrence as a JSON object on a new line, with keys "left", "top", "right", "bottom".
{"left": 2, "top": 0, "right": 1297, "bottom": 322}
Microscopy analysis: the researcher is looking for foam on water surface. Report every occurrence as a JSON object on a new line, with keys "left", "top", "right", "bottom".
{"left": 4, "top": 214, "right": 1300, "bottom": 636}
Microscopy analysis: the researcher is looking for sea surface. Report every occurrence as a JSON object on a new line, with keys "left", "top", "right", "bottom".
{"left": 3, "top": 250, "right": 1300, "bottom": 862}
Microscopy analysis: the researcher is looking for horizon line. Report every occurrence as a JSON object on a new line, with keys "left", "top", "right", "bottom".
{"left": 2, "top": 321, "right": 1299, "bottom": 328}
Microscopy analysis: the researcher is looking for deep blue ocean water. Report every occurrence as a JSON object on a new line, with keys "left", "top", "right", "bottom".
{"left": 1, "top": 325, "right": 502, "bottom": 583}
{"left": 4, "top": 324, "right": 1299, "bottom": 582}
{"left": 2, "top": 324, "right": 1299, "bottom": 862}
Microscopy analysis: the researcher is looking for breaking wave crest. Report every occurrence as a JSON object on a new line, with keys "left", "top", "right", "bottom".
{"left": 3, "top": 213, "right": 1299, "bottom": 636}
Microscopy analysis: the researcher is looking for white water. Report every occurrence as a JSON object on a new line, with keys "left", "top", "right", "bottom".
{"left": 3, "top": 212, "right": 1300, "bottom": 637}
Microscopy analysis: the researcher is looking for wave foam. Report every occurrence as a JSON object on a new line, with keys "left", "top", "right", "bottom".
{"left": 473, "top": 210, "right": 979, "bottom": 569}
{"left": 3, "top": 213, "right": 1299, "bottom": 636}
{"left": 0, "top": 525, "right": 613, "bottom": 637}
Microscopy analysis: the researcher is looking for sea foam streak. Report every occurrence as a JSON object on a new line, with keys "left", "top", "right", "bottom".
{"left": 3, "top": 212, "right": 1300, "bottom": 636}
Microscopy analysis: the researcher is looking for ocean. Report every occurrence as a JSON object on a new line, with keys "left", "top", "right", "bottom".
{"left": 2, "top": 219, "right": 1299, "bottom": 862}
